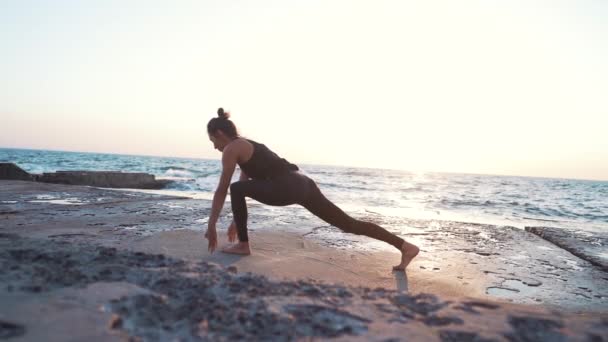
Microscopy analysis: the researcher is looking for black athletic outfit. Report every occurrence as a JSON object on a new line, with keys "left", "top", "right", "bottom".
{"left": 230, "top": 139, "right": 405, "bottom": 250}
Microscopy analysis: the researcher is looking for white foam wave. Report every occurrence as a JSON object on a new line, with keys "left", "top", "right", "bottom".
{"left": 163, "top": 168, "right": 194, "bottom": 178}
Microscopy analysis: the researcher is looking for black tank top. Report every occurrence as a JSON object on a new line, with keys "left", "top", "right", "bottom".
{"left": 238, "top": 139, "right": 299, "bottom": 180}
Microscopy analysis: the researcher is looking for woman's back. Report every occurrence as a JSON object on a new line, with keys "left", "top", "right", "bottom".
{"left": 237, "top": 139, "right": 299, "bottom": 180}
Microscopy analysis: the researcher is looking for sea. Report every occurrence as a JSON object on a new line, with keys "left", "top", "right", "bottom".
{"left": 1, "top": 147, "right": 607, "bottom": 233}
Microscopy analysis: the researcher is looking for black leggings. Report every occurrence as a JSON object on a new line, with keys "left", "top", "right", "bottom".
{"left": 229, "top": 171, "right": 404, "bottom": 250}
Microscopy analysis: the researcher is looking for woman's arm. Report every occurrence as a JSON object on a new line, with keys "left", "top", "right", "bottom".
{"left": 205, "top": 145, "right": 238, "bottom": 252}
{"left": 209, "top": 147, "right": 238, "bottom": 227}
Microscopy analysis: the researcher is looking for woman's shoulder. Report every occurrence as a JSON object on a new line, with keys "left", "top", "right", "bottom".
{"left": 226, "top": 138, "right": 256, "bottom": 164}
{"left": 236, "top": 137, "right": 256, "bottom": 146}
{"left": 226, "top": 137, "right": 253, "bottom": 145}
{"left": 226, "top": 138, "right": 262, "bottom": 156}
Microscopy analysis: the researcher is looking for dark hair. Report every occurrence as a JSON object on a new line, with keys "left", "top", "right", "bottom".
{"left": 207, "top": 108, "right": 238, "bottom": 138}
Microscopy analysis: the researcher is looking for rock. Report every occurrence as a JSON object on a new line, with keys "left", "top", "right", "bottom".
{"left": 1, "top": 163, "right": 172, "bottom": 189}
{"left": 227, "top": 266, "right": 238, "bottom": 274}
{"left": 284, "top": 304, "right": 370, "bottom": 337}
{"left": 439, "top": 330, "right": 493, "bottom": 342}
{"left": 108, "top": 314, "right": 123, "bottom": 329}
{"left": 421, "top": 315, "right": 464, "bottom": 327}
{"left": 0, "top": 320, "right": 26, "bottom": 339}
{"left": 391, "top": 293, "right": 448, "bottom": 315}
{"left": 504, "top": 315, "right": 565, "bottom": 342}
{"left": 0, "top": 163, "right": 34, "bottom": 181}
{"left": 525, "top": 226, "right": 608, "bottom": 271}
{"left": 37, "top": 170, "right": 171, "bottom": 189}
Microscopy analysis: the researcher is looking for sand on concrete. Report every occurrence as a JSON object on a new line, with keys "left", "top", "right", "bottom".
{"left": 129, "top": 228, "right": 489, "bottom": 301}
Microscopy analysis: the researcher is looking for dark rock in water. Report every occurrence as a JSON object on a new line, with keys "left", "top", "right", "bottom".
{"left": 525, "top": 226, "right": 608, "bottom": 272}
{"left": 0, "top": 163, "right": 34, "bottom": 181}
{"left": 0, "top": 163, "right": 171, "bottom": 189}
{"left": 38, "top": 170, "right": 171, "bottom": 189}
{"left": 0, "top": 320, "right": 26, "bottom": 339}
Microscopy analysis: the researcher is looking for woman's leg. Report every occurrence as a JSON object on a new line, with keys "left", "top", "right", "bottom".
{"left": 300, "top": 180, "right": 419, "bottom": 270}
{"left": 229, "top": 172, "right": 311, "bottom": 242}
{"left": 300, "top": 183, "right": 404, "bottom": 249}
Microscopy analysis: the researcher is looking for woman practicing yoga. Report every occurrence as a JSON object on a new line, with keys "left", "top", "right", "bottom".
{"left": 204, "top": 108, "right": 420, "bottom": 270}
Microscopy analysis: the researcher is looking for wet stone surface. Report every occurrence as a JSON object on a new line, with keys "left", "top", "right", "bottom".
{"left": 2, "top": 180, "right": 607, "bottom": 313}
{"left": 1, "top": 180, "right": 608, "bottom": 340}
{"left": 307, "top": 214, "right": 608, "bottom": 311}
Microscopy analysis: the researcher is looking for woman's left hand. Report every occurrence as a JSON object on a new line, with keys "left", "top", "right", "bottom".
{"left": 205, "top": 225, "right": 218, "bottom": 253}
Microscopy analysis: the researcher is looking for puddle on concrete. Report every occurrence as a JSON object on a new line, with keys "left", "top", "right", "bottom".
{"left": 28, "top": 198, "right": 86, "bottom": 205}
{"left": 161, "top": 203, "right": 185, "bottom": 209}
{"left": 503, "top": 279, "right": 528, "bottom": 290}
{"left": 487, "top": 278, "right": 541, "bottom": 300}
{"left": 29, "top": 199, "right": 86, "bottom": 205}
{"left": 35, "top": 194, "right": 57, "bottom": 200}
{"left": 28, "top": 194, "right": 87, "bottom": 205}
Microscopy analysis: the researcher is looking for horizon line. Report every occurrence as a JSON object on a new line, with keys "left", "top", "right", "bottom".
{"left": 1, "top": 145, "right": 607, "bottom": 183}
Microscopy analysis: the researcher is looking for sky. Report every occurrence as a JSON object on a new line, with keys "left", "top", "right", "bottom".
{"left": 1, "top": 0, "right": 607, "bottom": 180}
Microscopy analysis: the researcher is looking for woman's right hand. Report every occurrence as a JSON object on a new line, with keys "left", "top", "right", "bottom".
{"left": 227, "top": 220, "right": 238, "bottom": 243}
{"left": 205, "top": 225, "right": 217, "bottom": 253}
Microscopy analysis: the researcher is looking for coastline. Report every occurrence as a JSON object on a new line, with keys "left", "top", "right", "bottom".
{"left": 1, "top": 180, "right": 606, "bottom": 340}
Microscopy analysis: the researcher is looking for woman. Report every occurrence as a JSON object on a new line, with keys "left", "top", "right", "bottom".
{"left": 204, "top": 108, "right": 419, "bottom": 270}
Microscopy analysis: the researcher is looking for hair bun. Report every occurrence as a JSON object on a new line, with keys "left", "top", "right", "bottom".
{"left": 217, "top": 107, "right": 230, "bottom": 119}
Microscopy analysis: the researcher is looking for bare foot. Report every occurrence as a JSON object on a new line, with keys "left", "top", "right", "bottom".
{"left": 392, "top": 241, "right": 419, "bottom": 271}
{"left": 221, "top": 242, "right": 251, "bottom": 255}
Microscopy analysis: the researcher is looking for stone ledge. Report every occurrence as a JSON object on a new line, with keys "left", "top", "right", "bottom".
{"left": 0, "top": 163, "right": 171, "bottom": 189}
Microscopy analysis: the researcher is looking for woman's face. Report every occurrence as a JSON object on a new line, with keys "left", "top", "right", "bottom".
{"left": 208, "top": 132, "right": 225, "bottom": 152}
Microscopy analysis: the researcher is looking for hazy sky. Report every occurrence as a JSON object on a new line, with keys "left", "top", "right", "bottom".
{"left": 1, "top": 0, "right": 607, "bottom": 180}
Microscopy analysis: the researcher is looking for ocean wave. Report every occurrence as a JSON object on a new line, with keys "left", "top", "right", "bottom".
{"left": 118, "top": 163, "right": 141, "bottom": 169}
{"left": 439, "top": 198, "right": 490, "bottom": 208}
{"left": 159, "top": 166, "right": 192, "bottom": 172}
{"left": 165, "top": 169, "right": 191, "bottom": 177}
{"left": 165, "top": 179, "right": 200, "bottom": 191}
